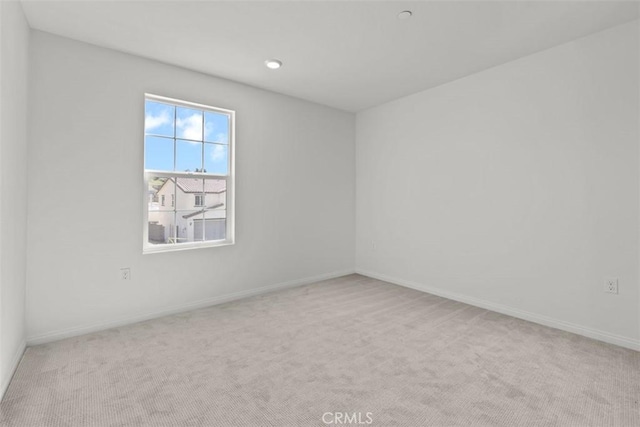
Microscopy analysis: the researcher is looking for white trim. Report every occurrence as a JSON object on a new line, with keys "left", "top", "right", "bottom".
{"left": 145, "top": 93, "right": 235, "bottom": 116}
{"left": 144, "top": 169, "right": 229, "bottom": 180}
{"left": 356, "top": 269, "right": 640, "bottom": 352}
{"left": 26, "top": 269, "right": 355, "bottom": 346}
{"left": 143, "top": 238, "right": 234, "bottom": 254}
{"left": 0, "top": 340, "right": 26, "bottom": 401}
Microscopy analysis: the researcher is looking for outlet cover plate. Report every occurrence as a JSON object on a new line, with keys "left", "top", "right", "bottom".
{"left": 604, "top": 278, "right": 618, "bottom": 294}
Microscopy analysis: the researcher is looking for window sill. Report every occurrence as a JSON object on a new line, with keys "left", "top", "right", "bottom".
{"left": 143, "top": 239, "right": 235, "bottom": 254}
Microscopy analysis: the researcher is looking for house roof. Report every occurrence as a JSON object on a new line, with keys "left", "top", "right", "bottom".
{"left": 158, "top": 177, "right": 226, "bottom": 194}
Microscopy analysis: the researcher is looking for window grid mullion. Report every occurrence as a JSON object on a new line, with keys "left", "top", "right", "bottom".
{"left": 201, "top": 111, "right": 205, "bottom": 241}
{"left": 145, "top": 133, "right": 227, "bottom": 145}
{"left": 173, "top": 106, "right": 177, "bottom": 172}
{"left": 145, "top": 170, "right": 228, "bottom": 180}
{"left": 201, "top": 178, "right": 206, "bottom": 242}
{"left": 201, "top": 111, "right": 205, "bottom": 172}
{"left": 173, "top": 178, "right": 177, "bottom": 244}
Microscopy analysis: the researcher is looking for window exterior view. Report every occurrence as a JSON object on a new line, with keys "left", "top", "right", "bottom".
{"left": 144, "top": 94, "right": 234, "bottom": 252}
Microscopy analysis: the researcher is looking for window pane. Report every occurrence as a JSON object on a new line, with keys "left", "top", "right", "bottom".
{"left": 191, "top": 212, "right": 206, "bottom": 242}
{"left": 203, "top": 178, "right": 226, "bottom": 209}
{"left": 148, "top": 211, "right": 177, "bottom": 245}
{"left": 204, "top": 143, "right": 228, "bottom": 175}
{"left": 204, "top": 111, "right": 229, "bottom": 144}
{"left": 167, "top": 211, "right": 178, "bottom": 243}
{"left": 176, "top": 107, "right": 203, "bottom": 141}
{"left": 204, "top": 216, "right": 227, "bottom": 241}
{"left": 148, "top": 177, "right": 175, "bottom": 212}
{"left": 176, "top": 140, "right": 203, "bottom": 172}
{"left": 174, "top": 211, "right": 200, "bottom": 243}
{"left": 145, "top": 101, "right": 175, "bottom": 137}
{"left": 175, "top": 177, "right": 203, "bottom": 209}
{"left": 203, "top": 178, "right": 226, "bottom": 241}
{"left": 145, "top": 136, "right": 174, "bottom": 171}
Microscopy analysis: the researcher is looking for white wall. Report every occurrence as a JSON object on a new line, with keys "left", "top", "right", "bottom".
{"left": 22, "top": 16, "right": 640, "bottom": 351}
{"left": 26, "top": 32, "right": 355, "bottom": 343}
{"left": 0, "top": 0, "right": 29, "bottom": 397}
{"left": 356, "top": 21, "right": 640, "bottom": 349}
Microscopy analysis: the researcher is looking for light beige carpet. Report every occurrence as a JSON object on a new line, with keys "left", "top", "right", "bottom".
{"left": 1, "top": 274, "right": 639, "bottom": 426}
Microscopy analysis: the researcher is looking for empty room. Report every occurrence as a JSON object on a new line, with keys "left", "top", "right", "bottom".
{"left": 0, "top": 0, "right": 639, "bottom": 426}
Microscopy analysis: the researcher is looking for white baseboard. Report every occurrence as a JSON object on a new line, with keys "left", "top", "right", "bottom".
{"left": 356, "top": 269, "right": 640, "bottom": 352}
{"left": 1, "top": 340, "right": 26, "bottom": 401}
{"left": 27, "top": 269, "right": 355, "bottom": 346}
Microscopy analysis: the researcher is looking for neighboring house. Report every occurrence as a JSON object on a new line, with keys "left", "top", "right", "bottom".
{"left": 148, "top": 177, "right": 226, "bottom": 243}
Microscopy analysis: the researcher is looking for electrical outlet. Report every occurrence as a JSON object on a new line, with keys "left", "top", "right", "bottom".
{"left": 120, "top": 268, "right": 131, "bottom": 281}
{"left": 604, "top": 278, "right": 618, "bottom": 294}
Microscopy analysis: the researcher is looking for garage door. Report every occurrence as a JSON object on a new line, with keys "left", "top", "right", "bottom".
{"left": 194, "top": 219, "right": 226, "bottom": 241}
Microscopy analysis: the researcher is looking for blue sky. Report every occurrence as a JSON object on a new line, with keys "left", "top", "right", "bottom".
{"left": 144, "top": 100, "right": 229, "bottom": 174}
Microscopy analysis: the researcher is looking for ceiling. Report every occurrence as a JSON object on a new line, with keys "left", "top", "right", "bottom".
{"left": 20, "top": 1, "right": 639, "bottom": 112}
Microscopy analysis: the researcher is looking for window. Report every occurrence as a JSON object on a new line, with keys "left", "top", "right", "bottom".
{"left": 144, "top": 94, "right": 234, "bottom": 252}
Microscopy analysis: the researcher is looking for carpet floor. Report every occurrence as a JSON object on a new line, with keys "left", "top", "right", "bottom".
{"left": 1, "top": 274, "right": 639, "bottom": 426}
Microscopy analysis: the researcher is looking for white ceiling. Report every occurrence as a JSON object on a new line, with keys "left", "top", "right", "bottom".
{"left": 20, "top": 1, "right": 639, "bottom": 112}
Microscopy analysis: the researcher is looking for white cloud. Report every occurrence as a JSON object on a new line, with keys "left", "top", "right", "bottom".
{"left": 177, "top": 113, "right": 213, "bottom": 141}
{"left": 214, "top": 132, "right": 228, "bottom": 144}
{"left": 210, "top": 144, "right": 226, "bottom": 161}
{"left": 149, "top": 110, "right": 222, "bottom": 142}
{"left": 145, "top": 111, "right": 171, "bottom": 131}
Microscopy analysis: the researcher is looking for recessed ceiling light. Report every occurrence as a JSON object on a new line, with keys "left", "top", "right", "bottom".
{"left": 265, "top": 59, "right": 282, "bottom": 70}
{"left": 397, "top": 10, "right": 412, "bottom": 20}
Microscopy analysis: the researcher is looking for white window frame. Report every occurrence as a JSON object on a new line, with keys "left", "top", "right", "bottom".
{"left": 194, "top": 194, "right": 204, "bottom": 207}
{"left": 142, "top": 94, "right": 235, "bottom": 254}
